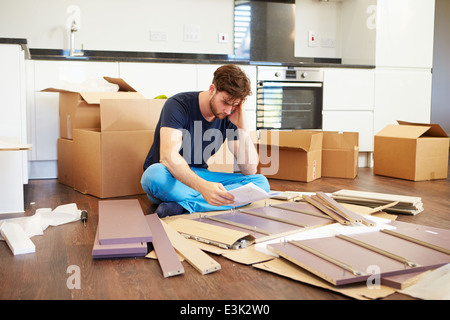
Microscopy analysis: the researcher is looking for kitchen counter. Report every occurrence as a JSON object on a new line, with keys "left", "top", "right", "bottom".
{"left": 0, "top": 38, "right": 30, "bottom": 59}
{"left": 29, "top": 48, "right": 375, "bottom": 69}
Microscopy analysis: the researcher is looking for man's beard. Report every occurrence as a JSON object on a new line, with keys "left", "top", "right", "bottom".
{"left": 209, "top": 94, "right": 226, "bottom": 120}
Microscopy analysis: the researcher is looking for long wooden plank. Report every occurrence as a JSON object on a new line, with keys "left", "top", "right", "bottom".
{"left": 302, "top": 194, "right": 349, "bottom": 225}
{"left": 146, "top": 214, "right": 184, "bottom": 278}
{"left": 161, "top": 220, "right": 221, "bottom": 275}
{"left": 316, "top": 192, "right": 376, "bottom": 227}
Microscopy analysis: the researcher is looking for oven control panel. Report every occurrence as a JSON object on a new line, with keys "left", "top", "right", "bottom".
{"left": 257, "top": 66, "right": 323, "bottom": 82}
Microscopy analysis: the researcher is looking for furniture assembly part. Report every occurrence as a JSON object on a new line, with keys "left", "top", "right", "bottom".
{"left": 161, "top": 220, "right": 221, "bottom": 275}
{"left": 169, "top": 218, "right": 255, "bottom": 250}
{"left": 98, "top": 199, "right": 152, "bottom": 245}
{"left": 146, "top": 214, "right": 184, "bottom": 278}
{"left": 268, "top": 228, "right": 450, "bottom": 286}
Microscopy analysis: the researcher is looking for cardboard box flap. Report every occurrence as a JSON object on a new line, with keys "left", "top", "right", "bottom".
{"left": 103, "top": 77, "right": 137, "bottom": 92}
{"left": 376, "top": 124, "right": 431, "bottom": 139}
{"left": 79, "top": 91, "right": 144, "bottom": 105}
{"left": 258, "top": 130, "right": 322, "bottom": 152}
{"left": 397, "top": 120, "right": 448, "bottom": 138}
{"left": 41, "top": 87, "right": 78, "bottom": 94}
{"left": 100, "top": 98, "right": 165, "bottom": 132}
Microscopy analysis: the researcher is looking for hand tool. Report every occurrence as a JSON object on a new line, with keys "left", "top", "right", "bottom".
{"left": 80, "top": 210, "right": 87, "bottom": 227}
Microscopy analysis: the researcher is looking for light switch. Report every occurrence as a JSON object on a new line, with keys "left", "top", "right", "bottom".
{"left": 308, "top": 31, "right": 318, "bottom": 47}
{"left": 218, "top": 33, "right": 228, "bottom": 43}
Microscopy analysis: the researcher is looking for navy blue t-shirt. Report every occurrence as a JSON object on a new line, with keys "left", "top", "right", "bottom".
{"left": 143, "top": 91, "right": 238, "bottom": 170}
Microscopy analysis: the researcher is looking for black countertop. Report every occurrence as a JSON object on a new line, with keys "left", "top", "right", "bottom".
{"left": 28, "top": 48, "right": 375, "bottom": 69}
{"left": 1, "top": 37, "right": 374, "bottom": 69}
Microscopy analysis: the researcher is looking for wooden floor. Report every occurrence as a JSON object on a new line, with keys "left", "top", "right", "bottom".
{"left": 1, "top": 165, "right": 449, "bottom": 302}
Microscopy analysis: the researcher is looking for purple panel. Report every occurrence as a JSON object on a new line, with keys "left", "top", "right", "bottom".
{"left": 98, "top": 199, "right": 153, "bottom": 245}
{"left": 92, "top": 228, "right": 148, "bottom": 259}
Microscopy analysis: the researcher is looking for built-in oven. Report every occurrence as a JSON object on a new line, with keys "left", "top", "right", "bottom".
{"left": 256, "top": 66, "right": 323, "bottom": 130}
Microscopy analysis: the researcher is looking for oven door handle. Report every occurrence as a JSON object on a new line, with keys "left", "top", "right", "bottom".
{"left": 259, "top": 82, "right": 322, "bottom": 88}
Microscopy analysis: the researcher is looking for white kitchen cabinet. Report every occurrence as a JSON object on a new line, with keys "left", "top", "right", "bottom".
{"left": 119, "top": 62, "right": 197, "bottom": 99}
{"left": 322, "top": 110, "right": 374, "bottom": 153}
{"left": 375, "top": 0, "right": 435, "bottom": 69}
{"left": 373, "top": 68, "right": 432, "bottom": 134}
{"left": 29, "top": 60, "right": 119, "bottom": 178}
{"left": 0, "top": 43, "right": 28, "bottom": 213}
{"left": 322, "top": 68, "right": 375, "bottom": 153}
{"left": 323, "top": 68, "right": 374, "bottom": 111}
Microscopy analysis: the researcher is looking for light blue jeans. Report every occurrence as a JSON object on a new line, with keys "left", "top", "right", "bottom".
{"left": 141, "top": 163, "right": 270, "bottom": 213}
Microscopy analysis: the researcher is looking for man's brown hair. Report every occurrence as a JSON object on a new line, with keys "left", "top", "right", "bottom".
{"left": 213, "top": 64, "right": 251, "bottom": 101}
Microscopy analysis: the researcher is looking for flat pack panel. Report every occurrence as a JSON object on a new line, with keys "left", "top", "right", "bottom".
{"left": 92, "top": 228, "right": 147, "bottom": 259}
{"left": 169, "top": 218, "right": 254, "bottom": 249}
{"left": 269, "top": 229, "right": 450, "bottom": 286}
{"left": 146, "top": 214, "right": 184, "bottom": 278}
{"left": 98, "top": 199, "right": 152, "bottom": 245}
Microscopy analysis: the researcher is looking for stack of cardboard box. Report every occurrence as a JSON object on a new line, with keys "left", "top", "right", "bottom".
{"left": 45, "top": 77, "right": 166, "bottom": 198}
{"left": 256, "top": 130, "right": 359, "bottom": 182}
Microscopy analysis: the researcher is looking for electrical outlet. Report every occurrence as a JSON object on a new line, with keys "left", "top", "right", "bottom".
{"left": 150, "top": 30, "right": 167, "bottom": 41}
{"left": 184, "top": 25, "right": 200, "bottom": 42}
{"left": 321, "top": 37, "right": 336, "bottom": 48}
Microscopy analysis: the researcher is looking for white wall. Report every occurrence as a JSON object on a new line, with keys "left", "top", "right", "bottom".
{"left": 0, "top": 0, "right": 234, "bottom": 54}
{"left": 294, "top": 0, "right": 342, "bottom": 59}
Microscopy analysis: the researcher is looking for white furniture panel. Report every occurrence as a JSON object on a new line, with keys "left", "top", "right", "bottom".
{"left": 373, "top": 68, "right": 432, "bottom": 134}
{"left": 323, "top": 68, "right": 374, "bottom": 111}
{"left": 322, "top": 110, "right": 374, "bottom": 152}
{"left": 119, "top": 62, "right": 197, "bottom": 99}
{"left": 0, "top": 43, "right": 28, "bottom": 213}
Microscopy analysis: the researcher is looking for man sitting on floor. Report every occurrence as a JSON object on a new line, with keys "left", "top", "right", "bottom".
{"left": 141, "top": 64, "right": 270, "bottom": 217}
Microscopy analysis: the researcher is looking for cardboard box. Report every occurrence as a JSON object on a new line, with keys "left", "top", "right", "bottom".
{"left": 57, "top": 138, "right": 73, "bottom": 187}
{"left": 42, "top": 77, "right": 144, "bottom": 139}
{"left": 374, "top": 121, "right": 449, "bottom": 181}
{"left": 256, "top": 130, "right": 323, "bottom": 182}
{"left": 73, "top": 98, "right": 165, "bottom": 198}
{"left": 322, "top": 131, "right": 359, "bottom": 179}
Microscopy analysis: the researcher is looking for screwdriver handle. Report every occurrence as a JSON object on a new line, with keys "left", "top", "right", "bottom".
{"left": 80, "top": 210, "right": 87, "bottom": 227}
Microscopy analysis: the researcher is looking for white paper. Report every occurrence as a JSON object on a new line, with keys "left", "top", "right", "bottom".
{"left": 228, "top": 183, "right": 281, "bottom": 207}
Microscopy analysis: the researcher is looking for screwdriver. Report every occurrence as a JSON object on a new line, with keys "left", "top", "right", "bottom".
{"left": 80, "top": 210, "right": 87, "bottom": 227}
